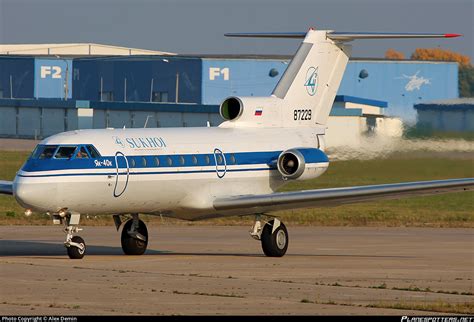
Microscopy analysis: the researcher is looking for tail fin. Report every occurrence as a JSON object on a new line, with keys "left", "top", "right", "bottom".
{"left": 226, "top": 30, "right": 460, "bottom": 127}
{"left": 271, "top": 30, "right": 350, "bottom": 126}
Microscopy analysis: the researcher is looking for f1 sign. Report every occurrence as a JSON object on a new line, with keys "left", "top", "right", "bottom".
{"left": 209, "top": 67, "right": 230, "bottom": 81}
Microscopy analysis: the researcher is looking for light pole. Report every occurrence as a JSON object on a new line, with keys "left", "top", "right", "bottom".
{"left": 55, "top": 55, "right": 69, "bottom": 100}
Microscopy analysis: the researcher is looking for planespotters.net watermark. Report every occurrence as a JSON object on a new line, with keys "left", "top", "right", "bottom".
{"left": 2, "top": 317, "right": 77, "bottom": 322}
{"left": 402, "top": 317, "right": 474, "bottom": 322}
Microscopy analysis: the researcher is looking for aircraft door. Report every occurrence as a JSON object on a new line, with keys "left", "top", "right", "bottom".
{"left": 213, "top": 148, "right": 227, "bottom": 178}
{"left": 113, "top": 151, "right": 129, "bottom": 197}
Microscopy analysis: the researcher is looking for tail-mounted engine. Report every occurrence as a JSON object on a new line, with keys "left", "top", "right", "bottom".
{"left": 220, "top": 97, "right": 244, "bottom": 121}
{"left": 218, "top": 96, "right": 282, "bottom": 127}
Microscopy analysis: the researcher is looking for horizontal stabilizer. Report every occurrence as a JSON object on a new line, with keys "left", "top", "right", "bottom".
{"left": 328, "top": 32, "right": 462, "bottom": 41}
{"left": 225, "top": 32, "right": 307, "bottom": 38}
{"left": 225, "top": 31, "right": 462, "bottom": 41}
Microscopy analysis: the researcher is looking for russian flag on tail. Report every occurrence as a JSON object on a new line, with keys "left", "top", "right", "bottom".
{"left": 255, "top": 109, "right": 263, "bottom": 116}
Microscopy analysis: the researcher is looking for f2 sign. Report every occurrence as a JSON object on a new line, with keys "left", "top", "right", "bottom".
{"left": 40, "top": 66, "right": 62, "bottom": 79}
{"left": 209, "top": 67, "right": 230, "bottom": 81}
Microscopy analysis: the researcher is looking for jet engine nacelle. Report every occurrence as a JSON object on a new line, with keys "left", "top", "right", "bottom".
{"left": 277, "top": 148, "right": 329, "bottom": 181}
{"left": 220, "top": 97, "right": 244, "bottom": 121}
{"left": 219, "top": 96, "right": 281, "bottom": 127}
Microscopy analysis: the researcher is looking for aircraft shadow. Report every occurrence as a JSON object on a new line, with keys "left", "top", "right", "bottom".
{"left": 0, "top": 240, "right": 260, "bottom": 257}
{"left": 0, "top": 240, "right": 165, "bottom": 257}
{"left": 0, "top": 240, "right": 413, "bottom": 259}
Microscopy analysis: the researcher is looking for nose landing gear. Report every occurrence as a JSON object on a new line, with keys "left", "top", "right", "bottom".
{"left": 66, "top": 236, "right": 86, "bottom": 259}
{"left": 60, "top": 212, "right": 86, "bottom": 259}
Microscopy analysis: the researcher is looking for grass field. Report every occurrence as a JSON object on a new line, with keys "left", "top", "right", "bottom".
{"left": 0, "top": 150, "right": 473, "bottom": 227}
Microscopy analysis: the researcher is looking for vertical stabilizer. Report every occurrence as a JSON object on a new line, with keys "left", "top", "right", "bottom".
{"left": 272, "top": 30, "right": 351, "bottom": 126}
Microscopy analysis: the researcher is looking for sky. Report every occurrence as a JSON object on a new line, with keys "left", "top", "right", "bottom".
{"left": 0, "top": 0, "right": 472, "bottom": 59}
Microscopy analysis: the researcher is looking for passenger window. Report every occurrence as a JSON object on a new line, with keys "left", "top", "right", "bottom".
{"left": 75, "top": 147, "right": 90, "bottom": 159}
{"left": 229, "top": 154, "right": 236, "bottom": 164}
{"left": 55, "top": 146, "right": 77, "bottom": 159}
{"left": 39, "top": 145, "right": 58, "bottom": 159}
{"left": 192, "top": 155, "right": 198, "bottom": 165}
{"left": 179, "top": 156, "right": 185, "bottom": 165}
{"left": 86, "top": 145, "right": 101, "bottom": 158}
{"left": 204, "top": 155, "right": 210, "bottom": 165}
{"left": 167, "top": 157, "right": 173, "bottom": 166}
{"left": 142, "top": 157, "right": 147, "bottom": 167}
{"left": 154, "top": 157, "right": 160, "bottom": 167}
{"left": 130, "top": 158, "right": 136, "bottom": 168}
{"left": 216, "top": 155, "right": 223, "bottom": 165}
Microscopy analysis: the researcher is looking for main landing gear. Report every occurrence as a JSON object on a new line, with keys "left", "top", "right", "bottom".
{"left": 250, "top": 215, "right": 289, "bottom": 257}
{"left": 114, "top": 214, "right": 149, "bottom": 255}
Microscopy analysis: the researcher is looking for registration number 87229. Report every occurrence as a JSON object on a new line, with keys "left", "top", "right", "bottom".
{"left": 294, "top": 109, "right": 312, "bottom": 121}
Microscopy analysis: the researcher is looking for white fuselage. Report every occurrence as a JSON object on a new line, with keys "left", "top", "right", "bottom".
{"left": 13, "top": 126, "right": 328, "bottom": 220}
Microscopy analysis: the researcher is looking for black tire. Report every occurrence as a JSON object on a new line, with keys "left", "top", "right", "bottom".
{"left": 67, "top": 236, "right": 86, "bottom": 259}
{"left": 261, "top": 220, "right": 288, "bottom": 257}
{"left": 121, "top": 219, "right": 148, "bottom": 255}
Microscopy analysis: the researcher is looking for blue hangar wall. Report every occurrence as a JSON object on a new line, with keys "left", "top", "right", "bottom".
{"left": 0, "top": 57, "right": 72, "bottom": 99}
{"left": 202, "top": 59, "right": 459, "bottom": 123}
{"left": 72, "top": 56, "right": 202, "bottom": 103}
{"left": 0, "top": 57, "right": 35, "bottom": 99}
{"left": 0, "top": 56, "right": 202, "bottom": 103}
{"left": 0, "top": 55, "right": 459, "bottom": 123}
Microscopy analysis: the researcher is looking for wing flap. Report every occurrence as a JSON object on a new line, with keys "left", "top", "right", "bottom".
{"left": 213, "top": 178, "right": 474, "bottom": 214}
{"left": 0, "top": 180, "right": 13, "bottom": 195}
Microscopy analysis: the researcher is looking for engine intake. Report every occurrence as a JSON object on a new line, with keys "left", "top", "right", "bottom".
{"left": 220, "top": 97, "right": 243, "bottom": 121}
{"left": 277, "top": 149, "right": 305, "bottom": 180}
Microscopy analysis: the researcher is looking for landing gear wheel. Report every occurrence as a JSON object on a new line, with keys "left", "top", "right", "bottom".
{"left": 121, "top": 219, "right": 148, "bottom": 255}
{"left": 261, "top": 220, "right": 288, "bottom": 257}
{"left": 66, "top": 236, "right": 86, "bottom": 259}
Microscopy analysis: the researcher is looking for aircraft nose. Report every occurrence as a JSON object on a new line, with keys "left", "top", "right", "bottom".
{"left": 13, "top": 177, "right": 33, "bottom": 209}
{"left": 13, "top": 176, "right": 56, "bottom": 211}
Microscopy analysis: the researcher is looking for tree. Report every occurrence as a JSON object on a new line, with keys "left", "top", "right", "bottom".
{"left": 410, "top": 48, "right": 472, "bottom": 97}
{"left": 385, "top": 48, "right": 405, "bottom": 60}
{"left": 410, "top": 48, "right": 471, "bottom": 66}
{"left": 459, "top": 65, "right": 474, "bottom": 97}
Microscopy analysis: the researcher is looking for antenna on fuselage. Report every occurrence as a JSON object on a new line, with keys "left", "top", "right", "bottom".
{"left": 144, "top": 115, "right": 154, "bottom": 128}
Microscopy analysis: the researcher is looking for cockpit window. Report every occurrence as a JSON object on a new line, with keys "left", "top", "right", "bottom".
{"left": 30, "top": 144, "right": 100, "bottom": 160}
{"left": 86, "top": 145, "right": 101, "bottom": 158}
{"left": 75, "top": 147, "right": 90, "bottom": 159}
{"left": 30, "top": 145, "right": 45, "bottom": 159}
{"left": 39, "top": 145, "right": 58, "bottom": 159}
{"left": 55, "top": 146, "right": 77, "bottom": 159}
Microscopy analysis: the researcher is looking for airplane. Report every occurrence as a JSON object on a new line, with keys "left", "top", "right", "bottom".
{"left": 0, "top": 29, "right": 472, "bottom": 259}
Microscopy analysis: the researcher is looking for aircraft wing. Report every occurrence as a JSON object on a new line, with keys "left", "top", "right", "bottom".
{"left": 213, "top": 178, "right": 474, "bottom": 215}
{"left": 0, "top": 180, "right": 13, "bottom": 195}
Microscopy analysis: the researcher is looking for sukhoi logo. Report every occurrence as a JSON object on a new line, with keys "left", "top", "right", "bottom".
{"left": 304, "top": 67, "right": 319, "bottom": 96}
{"left": 113, "top": 136, "right": 125, "bottom": 148}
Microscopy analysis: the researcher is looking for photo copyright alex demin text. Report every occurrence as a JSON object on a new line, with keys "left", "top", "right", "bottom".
{"left": 2, "top": 317, "right": 77, "bottom": 322}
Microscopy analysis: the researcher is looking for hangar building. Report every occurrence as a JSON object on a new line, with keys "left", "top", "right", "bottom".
{"left": 414, "top": 98, "right": 474, "bottom": 132}
{"left": 0, "top": 48, "right": 459, "bottom": 121}
{"left": 0, "top": 43, "right": 461, "bottom": 147}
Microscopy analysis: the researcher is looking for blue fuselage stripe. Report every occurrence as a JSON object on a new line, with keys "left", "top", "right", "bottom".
{"left": 20, "top": 148, "right": 329, "bottom": 176}
{"left": 17, "top": 167, "right": 282, "bottom": 178}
